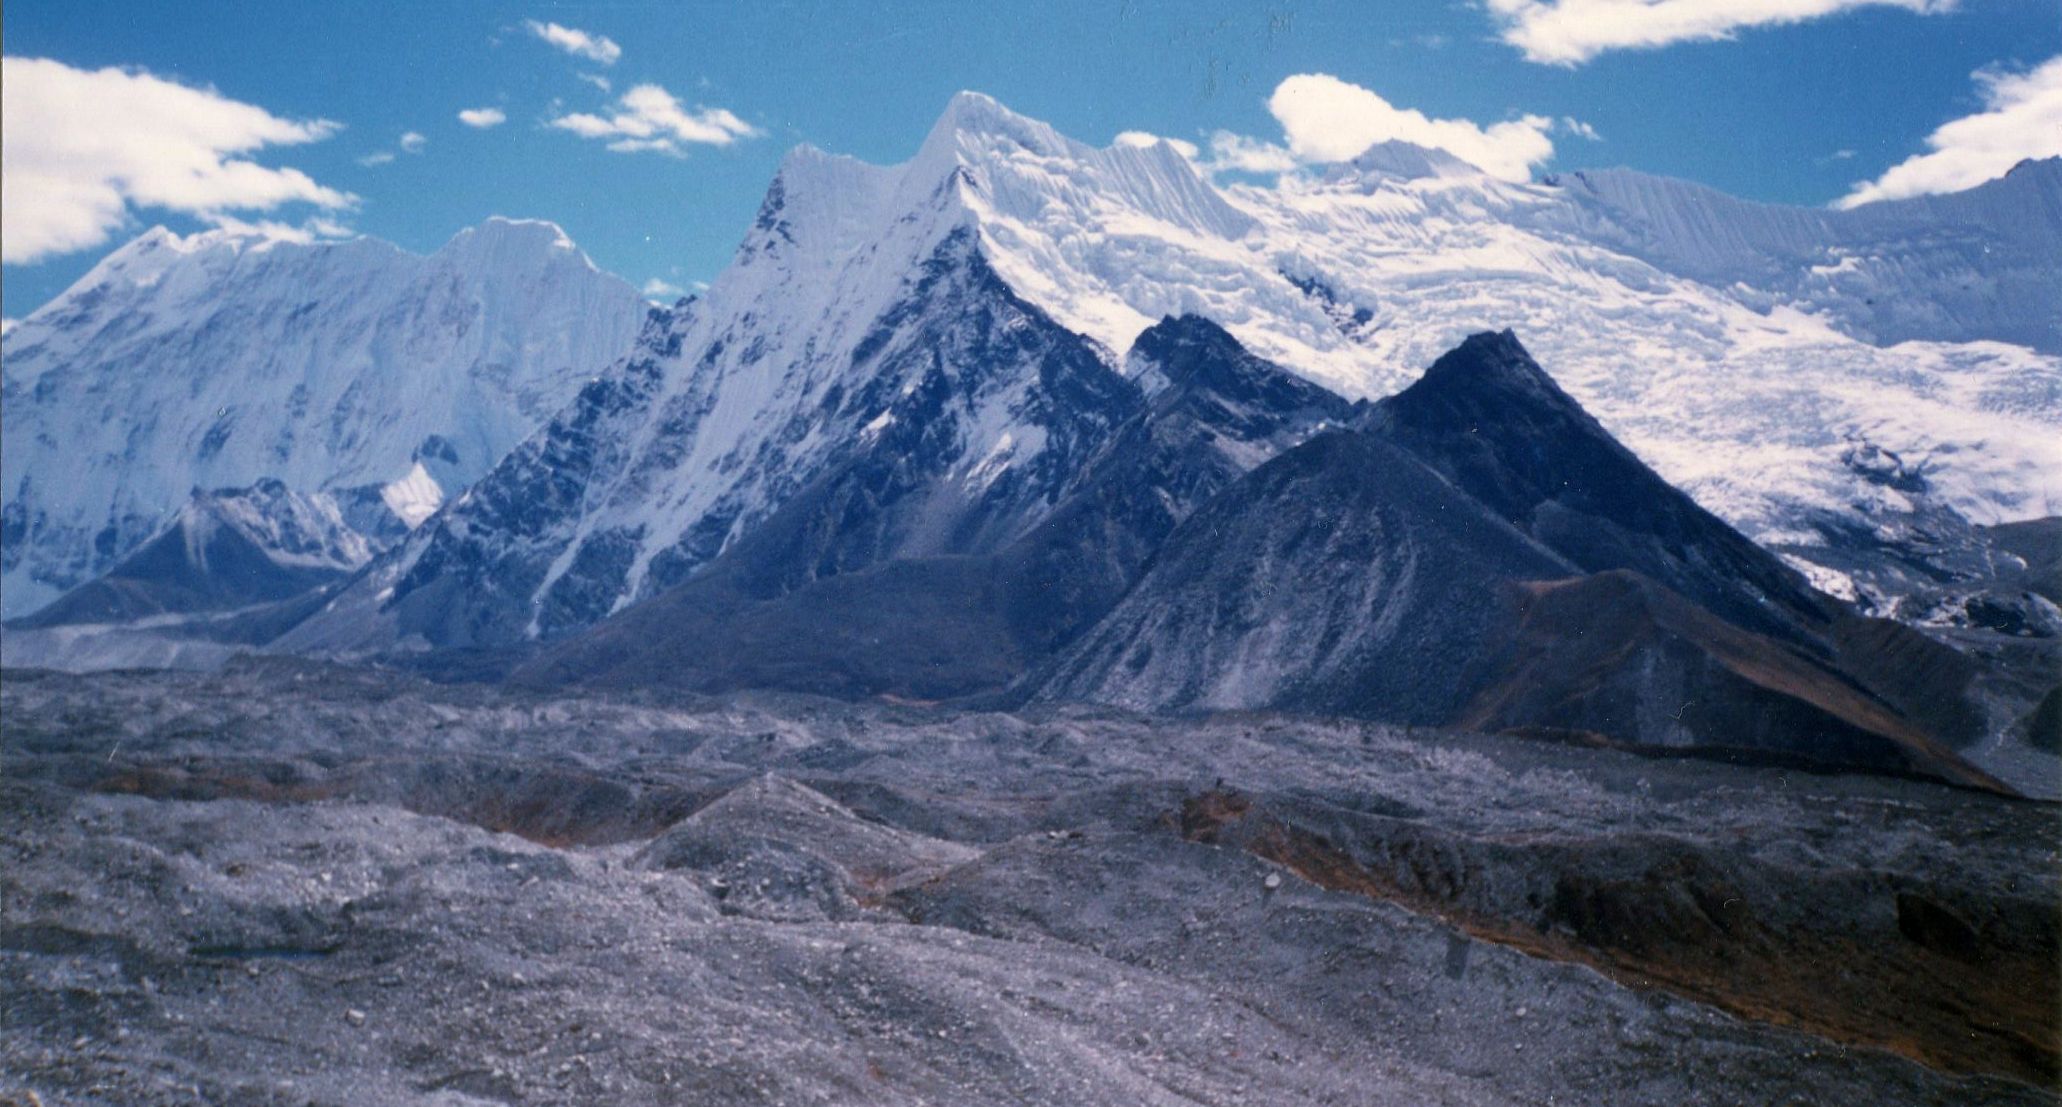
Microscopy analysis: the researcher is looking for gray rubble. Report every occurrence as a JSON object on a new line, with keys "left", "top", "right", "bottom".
{"left": 2, "top": 658, "right": 2055, "bottom": 1105}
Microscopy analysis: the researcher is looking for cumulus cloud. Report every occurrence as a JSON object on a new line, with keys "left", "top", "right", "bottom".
{"left": 458, "top": 107, "right": 507, "bottom": 129}
{"left": 526, "top": 20, "right": 621, "bottom": 66}
{"left": 641, "top": 277, "right": 686, "bottom": 299}
{"left": 578, "top": 73, "right": 613, "bottom": 93}
{"left": 1266, "top": 73, "right": 1558, "bottom": 181}
{"left": 548, "top": 84, "right": 759, "bottom": 156}
{"left": 1836, "top": 54, "right": 2062, "bottom": 209}
{"left": 1, "top": 56, "right": 353, "bottom": 265}
{"left": 357, "top": 151, "right": 397, "bottom": 167}
{"left": 1204, "top": 131, "right": 1301, "bottom": 175}
{"left": 1483, "top": 0, "right": 1953, "bottom": 67}
{"left": 399, "top": 131, "right": 427, "bottom": 153}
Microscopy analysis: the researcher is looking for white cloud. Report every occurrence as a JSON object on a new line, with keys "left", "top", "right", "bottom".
{"left": 1204, "top": 131, "right": 1301, "bottom": 175}
{"left": 578, "top": 73, "right": 613, "bottom": 93}
{"left": 358, "top": 130, "right": 426, "bottom": 166}
{"left": 548, "top": 83, "right": 760, "bottom": 156}
{"left": 1483, "top": 0, "right": 1953, "bottom": 67}
{"left": 458, "top": 107, "right": 507, "bottom": 129}
{"left": 2, "top": 318, "right": 17, "bottom": 338}
{"left": 642, "top": 277, "right": 686, "bottom": 299}
{"left": 1113, "top": 131, "right": 1201, "bottom": 159}
{"left": 525, "top": 20, "right": 621, "bottom": 66}
{"left": 0, "top": 56, "right": 354, "bottom": 265}
{"left": 1836, "top": 54, "right": 2062, "bottom": 209}
{"left": 605, "top": 138, "right": 682, "bottom": 156}
{"left": 1266, "top": 73, "right": 1558, "bottom": 181}
{"left": 205, "top": 213, "right": 354, "bottom": 244}
{"left": 1560, "top": 116, "right": 1603, "bottom": 141}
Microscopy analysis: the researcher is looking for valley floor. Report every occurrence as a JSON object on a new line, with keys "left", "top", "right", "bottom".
{"left": 1, "top": 659, "right": 2055, "bottom": 1105}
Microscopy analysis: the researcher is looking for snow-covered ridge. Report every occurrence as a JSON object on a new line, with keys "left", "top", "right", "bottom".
{"left": 1328, "top": 140, "right": 1485, "bottom": 184}
{"left": 1, "top": 217, "right": 647, "bottom": 617}
{"left": 182, "top": 479, "right": 383, "bottom": 574}
{"left": 895, "top": 98, "right": 2056, "bottom": 553}
{"left": 1545, "top": 157, "right": 2062, "bottom": 353}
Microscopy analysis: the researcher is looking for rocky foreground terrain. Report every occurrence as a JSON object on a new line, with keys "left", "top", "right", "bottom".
{"left": 2, "top": 658, "right": 2056, "bottom": 1105}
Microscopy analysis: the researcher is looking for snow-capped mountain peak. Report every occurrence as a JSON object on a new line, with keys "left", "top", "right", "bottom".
{"left": 2, "top": 218, "right": 647, "bottom": 617}
{"left": 915, "top": 90, "right": 1075, "bottom": 165}
{"left": 437, "top": 216, "right": 596, "bottom": 274}
{"left": 1328, "top": 139, "right": 1486, "bottom": 185}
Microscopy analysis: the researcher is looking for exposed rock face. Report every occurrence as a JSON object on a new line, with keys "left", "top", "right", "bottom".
{"left": 502, "top": 324, "right": 2012, "bottom": 791}
{"left": 1019, "top": 331, "right": 1999, "bottom": 789}
{"left": 290, "top": 228, "right": 1147, "bottom": 655}
{"left": 1032, "top": 429, "right": 1572, "bottom": 723}
{"left": 1453, "top": 571, "right": 2000, "bottom": 790}
{"left": 993, "top": 313, "right": 1358, "bottom": 652}
{"left": 249, "top": 95, "right": 2062, "bottom": 665}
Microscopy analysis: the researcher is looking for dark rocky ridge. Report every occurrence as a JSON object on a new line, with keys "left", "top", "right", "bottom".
{"left": 1031, "top": 429, "right": 1575, "bottom": 723}
{"left": 1365, "top": 330, "right": 1834, "bottom": 645}
{"left": 513, "top": 325, "right": 2010, "bottom": 791}
{"left": 1029, "top": 330, "right": 2001, "bottom": 789}
{"left": 513, "top": 315, "right": 1351, "bottom": 696}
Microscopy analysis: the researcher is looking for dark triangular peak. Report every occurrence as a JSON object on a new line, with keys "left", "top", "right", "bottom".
{"left": 1369, "top": 329, "right": 1836, "bottom": 642}
{"left": 1129, "top": 314, "right": 1354, "bottom": 439}
{"left": 1029, "top": 427, "right": 1578, "bottom": 722}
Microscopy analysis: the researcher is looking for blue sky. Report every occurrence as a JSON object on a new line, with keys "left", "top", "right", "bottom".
{"left": 3, "top": 0, "right": 2058, "bottom": 318}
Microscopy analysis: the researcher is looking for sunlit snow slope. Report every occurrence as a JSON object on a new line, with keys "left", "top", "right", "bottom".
{"left": 0, "top": 219, "right": 647, "bottom": 617}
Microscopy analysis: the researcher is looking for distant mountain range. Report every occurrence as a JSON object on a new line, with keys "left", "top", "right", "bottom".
{"left": 3, "top": 93, "right": 2055, "bottom": 794}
